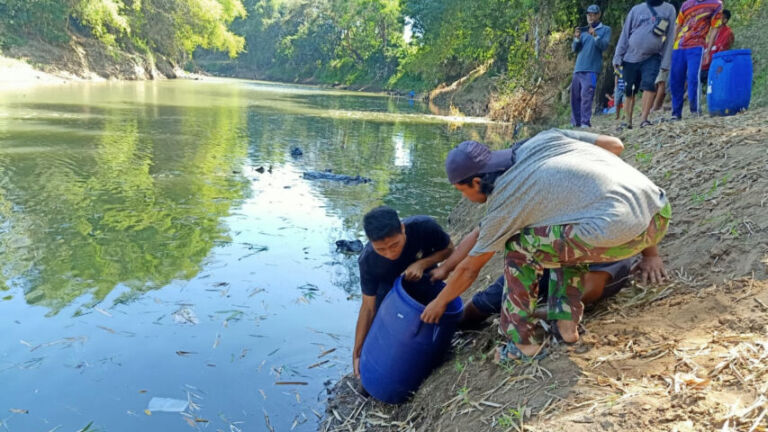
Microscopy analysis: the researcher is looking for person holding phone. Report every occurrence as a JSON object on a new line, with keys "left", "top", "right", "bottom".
{"left": 571, "top": 4, "right": 612, "bottom": 128}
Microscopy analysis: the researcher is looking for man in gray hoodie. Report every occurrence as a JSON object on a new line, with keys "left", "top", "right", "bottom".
{"left": 613, "top": 0, "right": 676, "bottom": 128}
{"left": 571, "top": 4, "right": 612, "bottom": 128}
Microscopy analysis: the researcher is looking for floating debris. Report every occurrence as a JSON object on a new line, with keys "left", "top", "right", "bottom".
{"left": 318, "top": 348, "right": 337, "bottom": 358}
{"left": 146, "top": 397, "right": 188, "bottom": 413}
{"left": 94, "top": 307, "right": 112, "bottom": 317}
{"left": 172, "top": 307, "right": 199, "bottom": 325}
{"left": 308, "top": 360, "right": 329, "bottom": 369}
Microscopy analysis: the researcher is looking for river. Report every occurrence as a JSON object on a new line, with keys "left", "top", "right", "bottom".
{"left": 0, "top": 79, "right": 500, "bottom": 432}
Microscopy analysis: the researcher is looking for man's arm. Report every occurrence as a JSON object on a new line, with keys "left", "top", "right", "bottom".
{"left": 403, "top": 241, "right": 455, "bottom": 281}
{"left": 660, "top": 7, "right": 676, "bottom": 70}
{"left": 420, "top": 251, "right": 495, "bottom": 323}
{"left": 635, "top": 245, "right": 667, "bottom": 284}
{"left": 558, "top": 130, "right": 624, "bottom": 156}
{"left": 595, "top": 26, "right": 612, "bottom": 51}
{"left": 430, "top": 227, "right": 479, "bottom": 282}
{"left": 612, "top": 13, "right": 632, "bottom": 66}
{"left": 705, "top": 6, "right": 724, "bottom": 53}
{"left": 594, "top": 135, "right": 624, "bottom": 156}
{"left": 352, "top": 294, "right": 377, "bottom": 378}
{"left": 572, "top": 29, "right": 583, "bottom": 53}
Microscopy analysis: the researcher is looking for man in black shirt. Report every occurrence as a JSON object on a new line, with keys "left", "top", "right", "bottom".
{"left": 353, "top": 206, "right": 454, "bottom": 378}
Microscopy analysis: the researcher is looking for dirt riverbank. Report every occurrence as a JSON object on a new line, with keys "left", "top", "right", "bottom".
{"left": 0, "top": 33, "right": 189, "bottom": 90}
{"left": 323, "top": 107, "right": 768, "bottom": 432}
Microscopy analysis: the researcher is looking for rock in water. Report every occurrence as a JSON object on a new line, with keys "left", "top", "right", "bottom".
{"left": 336, "top": 240, "right": 364, "bottom": 254}
{"left": 290, "top": 146, "right": 303, "bottom": 157}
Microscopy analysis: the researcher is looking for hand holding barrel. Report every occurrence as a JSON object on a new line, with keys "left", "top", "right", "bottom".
{"left": 420, "top": 298, "right": 447, "bottom": 323}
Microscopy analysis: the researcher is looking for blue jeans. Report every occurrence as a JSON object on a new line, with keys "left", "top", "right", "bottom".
{"left": 471, "top": 257, "right": 637, "bottom": 315}
{"left": 570, "top": 72, "right": 597, "bottom": 127}
{"left": 670, "top": 47, "right": 704, "bottom": 118}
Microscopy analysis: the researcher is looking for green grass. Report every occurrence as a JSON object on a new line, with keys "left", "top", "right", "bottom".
{"left": 730, "top": 1, "right": 768, "bottom": 107}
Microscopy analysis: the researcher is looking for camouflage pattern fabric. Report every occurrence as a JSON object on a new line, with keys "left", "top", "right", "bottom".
{"left": 500, "top": 204, "right": 671, "bottom": 345}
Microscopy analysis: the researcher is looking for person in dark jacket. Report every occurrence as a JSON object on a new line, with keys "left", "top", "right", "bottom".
{"left": 571, "top": 4, "right": 612, "bottom": 128}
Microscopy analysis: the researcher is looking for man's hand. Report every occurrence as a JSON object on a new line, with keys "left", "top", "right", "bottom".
{"left": 588, "top": 25, "right": 596, "bottom": 37}
{"left": 429, "top": 266, "right": 450, "bottom": 283}
{"left": 420, "top": 298, "right": 447, "bottom": 324}
{"left": 403, "top": 261, "right": 426, "bottom": 281}
{"left": 353, "top": 354, "right": 361, "bottom": 378}
{"left": 634, "top": 255, "right": 668, "bottom": 284}
{"left": 574, "top": 28, "right": 581, "bottom": 39}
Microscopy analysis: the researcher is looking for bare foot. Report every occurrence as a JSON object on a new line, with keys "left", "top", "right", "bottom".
{"left": 556, "top": 320, "right": 579, "bottom": 343}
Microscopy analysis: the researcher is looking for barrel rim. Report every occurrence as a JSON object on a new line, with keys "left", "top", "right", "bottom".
{"left": 393, "top": 275, "right": 463, "bottom": 318}
{"left": 712, "top": 49, "right": 752, "bottom": 59}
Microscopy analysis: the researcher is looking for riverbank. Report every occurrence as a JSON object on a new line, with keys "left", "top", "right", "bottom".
{"left": 0, "top": 32, "right": 190, "bottom": 90}
{"left": 323, "top": 107, "right": 768, "bottom": 431}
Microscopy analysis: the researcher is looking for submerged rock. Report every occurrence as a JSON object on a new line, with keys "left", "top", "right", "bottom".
{"left": 290, "top": 146, "right": 304, "bottom": 157}
{"left": 303, "top": 170, "right": 371, "bottom": 184}
{"left": 335, "top": 239, "right": 364, "bottom": 254}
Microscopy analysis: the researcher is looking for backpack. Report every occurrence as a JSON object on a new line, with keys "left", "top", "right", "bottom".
{"left": 646, "top": 1, "right": 670, "bottom": 40}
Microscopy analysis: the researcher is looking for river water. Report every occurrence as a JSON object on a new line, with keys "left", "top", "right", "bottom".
{"left": 0, "top": 79, "right": 500, "bottom": 432}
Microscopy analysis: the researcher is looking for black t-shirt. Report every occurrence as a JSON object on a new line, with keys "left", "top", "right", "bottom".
{"left": 358, "top": 215, "right": 451, "bottom": 309}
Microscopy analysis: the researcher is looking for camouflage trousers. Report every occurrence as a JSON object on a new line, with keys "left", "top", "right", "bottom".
{"left": 500, "top": 204, "right": 671, "bottom": 345}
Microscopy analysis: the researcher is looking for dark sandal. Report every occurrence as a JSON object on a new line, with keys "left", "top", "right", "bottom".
{"left": 639, "top": 120, "right": 653, "bottom": 128}
{"left": 496, "top": 341, "right": 548, "bottom": 364}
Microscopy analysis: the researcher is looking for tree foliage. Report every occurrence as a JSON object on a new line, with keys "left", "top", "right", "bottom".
{"left": 0, "top": 0, "right": 246, "bottom": 61}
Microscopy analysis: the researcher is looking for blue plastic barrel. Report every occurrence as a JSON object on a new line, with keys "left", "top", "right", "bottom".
{"left": 707, "top": 49, "right": 753, "bottom": 116}
{"left": 359, "top": 276, "right": 463, "bottom": 404}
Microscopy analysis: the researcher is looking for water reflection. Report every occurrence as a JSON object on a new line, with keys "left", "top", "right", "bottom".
{"left": 0, "top": 79, "right": 513, "bottom": 432}
{"left": 0, "top": 96, "right": 249, "bottom": 313}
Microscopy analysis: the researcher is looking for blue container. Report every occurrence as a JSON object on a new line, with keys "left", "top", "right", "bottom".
{"left": 359, "top": 276, "right": 463, "bottom": 404}
{"left": 707, "top": 49, "right": 753, "bottom": 116}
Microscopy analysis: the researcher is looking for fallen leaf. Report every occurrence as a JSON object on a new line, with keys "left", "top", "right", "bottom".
{"left": 275, "top": 381, "right": 308, "bottom": 386}
{"left": 138, "top": 390, "right": 147, "bottom": 394}
{"left": 144, "top": 410, "right": 152, "bottom": 416}
{"left": 9, "top": 408, "right": 29, "bottom": 414}
{"left": 176, "top": 351, "right": 197, "bottom": 356}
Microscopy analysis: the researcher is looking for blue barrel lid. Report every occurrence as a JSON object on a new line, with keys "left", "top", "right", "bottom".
{"left": 712, "top": 49, "right": 752, "bottom": 59}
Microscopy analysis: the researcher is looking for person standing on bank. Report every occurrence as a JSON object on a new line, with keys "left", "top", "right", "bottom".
{"left": 670, "top": 0, "right": 723, "bottom": 119}
{"left": 353, "top": 206, "right": 454, "bottom": 378}
{"left": 571, "top": 4, "right": 612, "bottom": 128}
{"left": 420, "top": 130, "right": 670, "bottom": 362}
{"left": 612, "top": 0, "right": 677, "bottom": 128}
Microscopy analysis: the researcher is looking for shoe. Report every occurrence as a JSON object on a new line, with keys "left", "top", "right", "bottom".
{"left": 639, "top": 120, "right": 653, "bottom": 128}
{"left": 579, "top": 124, "right": 590, "bottom": 128}
{"left": 669, "top": 115, "right": 682, "bottom": 121}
